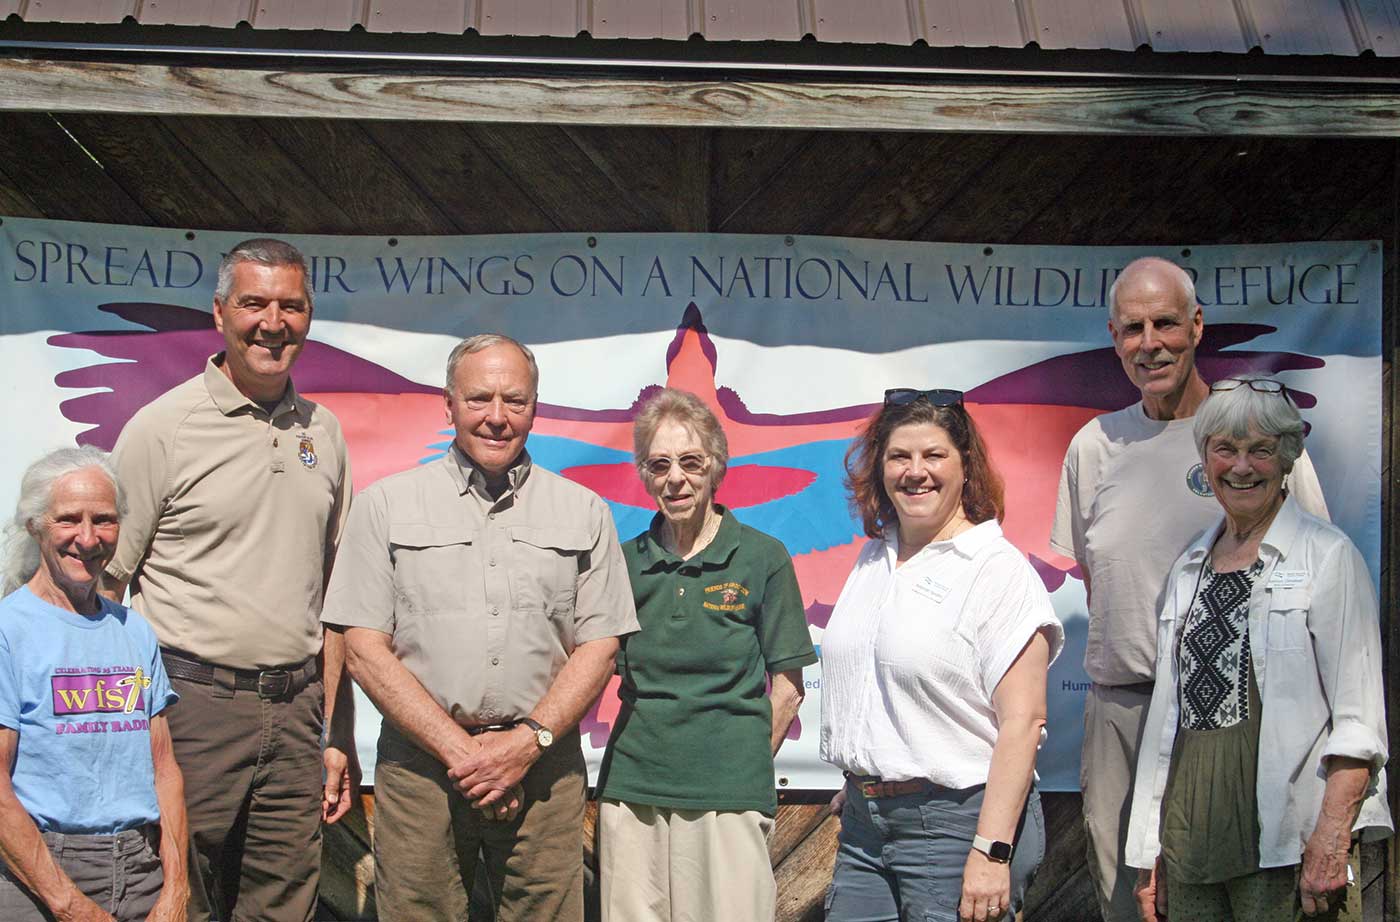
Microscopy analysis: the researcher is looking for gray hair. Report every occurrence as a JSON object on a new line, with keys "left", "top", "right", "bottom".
{"left": 632, "top": 388, "right": 729, "bottom": 489}
{"left": 1108, "top": 257, "right": 1197, "bottom": 325}
{"left": 1193, "top": 374, "right": 1304, "bottom": 474}
{"left": 444, "top": 334, "right": 540, "bottom": 394}
{"left": 214, "top": 238, "right": 313, "bottom": 308}
{"left": 2, "top": 447, "right": 126, "bottom": 596}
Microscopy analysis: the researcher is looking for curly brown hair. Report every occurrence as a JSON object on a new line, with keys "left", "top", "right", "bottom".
{"left": 844, "top": 399, "right": 1004, "bottom": 539}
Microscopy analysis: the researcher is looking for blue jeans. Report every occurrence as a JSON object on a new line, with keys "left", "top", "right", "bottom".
{"left": 825, "top": 778, "right": 1044, "bottom": 922}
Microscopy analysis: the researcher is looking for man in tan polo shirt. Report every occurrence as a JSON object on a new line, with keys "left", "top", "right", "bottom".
{"left": 103, "top": 238, "right": 358, "bottom": 922}
{"left": 322, "top": 333, "right": 638, "bottom": 922}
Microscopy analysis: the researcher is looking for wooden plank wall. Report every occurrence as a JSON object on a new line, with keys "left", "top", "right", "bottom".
{"left": 0, "top": 116, "right": 1392, "bottom": 921}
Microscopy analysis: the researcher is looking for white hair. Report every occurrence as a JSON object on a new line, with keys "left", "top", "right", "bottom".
{"left": 1193, "top": 374, "right": 1305, "bottom": 474}
{"left": 2, "top": 447, "right": 125, "bottom": 596}
{"left": 444, "top": 333, "right": 539, "bottom": 393}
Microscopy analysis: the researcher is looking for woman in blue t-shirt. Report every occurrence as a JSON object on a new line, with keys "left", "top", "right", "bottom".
{"left": 0, "top": 447, "right": 186, "bottom": 922}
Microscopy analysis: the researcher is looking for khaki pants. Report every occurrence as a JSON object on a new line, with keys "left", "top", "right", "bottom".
{"left": 373, "top": 723, "right": 586, "bottom": 922}
{"left": 166, "top": 672, "right": 324, "bottom": 922}
{"left": 1082, "top": 682, "right": 1154, "bottom": 922}
{"left": 598, "top": 799, "right": 776, "bottom": 922}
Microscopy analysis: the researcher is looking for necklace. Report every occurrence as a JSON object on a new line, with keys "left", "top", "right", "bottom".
{"left": 662, "top": 509, "right": 722, "bottom": 559}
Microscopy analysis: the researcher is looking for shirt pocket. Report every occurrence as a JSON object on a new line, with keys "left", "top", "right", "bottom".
{"left": 388, "top": 523, "right": 476, "bottom": 614}
{"left": 1264, "top": 585, "right": 1311, "bottom": 652}
{"left": 508, "top": 526, "right": 589, "bottom": 616}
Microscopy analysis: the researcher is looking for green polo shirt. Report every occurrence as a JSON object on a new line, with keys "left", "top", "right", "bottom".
{"left": 596, "top": 508, "right": 817, "bottom": 816}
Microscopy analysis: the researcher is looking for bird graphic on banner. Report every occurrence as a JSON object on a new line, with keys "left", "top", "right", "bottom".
{"left": 47, "top": 302, "right": 1323, "bottom": 746}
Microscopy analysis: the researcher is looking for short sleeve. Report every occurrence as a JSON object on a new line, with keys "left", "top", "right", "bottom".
{"left": 572, "top": 496, "right": 640, "bottom": 645}
{"left": 1289, "top": 448, "right": 1330, "bottom": 523}
{"left": 321, "top": 486, "right": 397, "bottom": 633}
{"left": 1050, "top": 443, "right": 1081, "bottom": 561}
{"left": 755, "top": 546, "right": 817, "bottom": 674}
{"left": 971, "top": 549, "right": 1064, "bottom": 699}
{"left": 139, "top": 615, "right": 178, "bottom": 718}
{"left": 0, "top": 627, "right": 18, "bottom": 730}
{"left": 323, "top": 414, "right": 353, "bottom": 571}
{"left": 107, "top": 408, "right": 172, "bottom": 584}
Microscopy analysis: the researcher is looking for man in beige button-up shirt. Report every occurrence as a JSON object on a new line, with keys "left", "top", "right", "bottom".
{"left": 103, "top": 239, "right": 357, "bottom": 922}
{"left": 323, "top": 333, "right": 638, "bottom": 922}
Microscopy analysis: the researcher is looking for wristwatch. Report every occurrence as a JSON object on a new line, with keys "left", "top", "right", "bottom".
{"left": 520, "top": 717, "right": 554, "bottom": 751}
{"left": 972, "top": 834, "right": 1013, "bottom": 864}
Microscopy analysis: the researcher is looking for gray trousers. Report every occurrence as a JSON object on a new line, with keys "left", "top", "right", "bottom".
{"left": 0, "top": 827, "right": 163, "bottom": 922}
{"left": 825, "top": 778, "right": 1043, "bottom": 921}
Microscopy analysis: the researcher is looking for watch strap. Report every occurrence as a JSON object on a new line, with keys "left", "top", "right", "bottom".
{"left": 972, "top": 834, "right": 1013, "bottom": 863}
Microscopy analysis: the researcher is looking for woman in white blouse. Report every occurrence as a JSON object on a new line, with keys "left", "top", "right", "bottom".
{"left": 1126, "top": 377, "right": 1391, "bottom": 922}
{"left": 820, "top": 388, "right": 1062, "bottom": 922}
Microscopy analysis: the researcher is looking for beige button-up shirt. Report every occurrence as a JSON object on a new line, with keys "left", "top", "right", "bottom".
{"left": 108, "top": 355, "right": 351, "bottom": 670}
{"left": 322, "top": 445, "right": 638, "bottom": 725}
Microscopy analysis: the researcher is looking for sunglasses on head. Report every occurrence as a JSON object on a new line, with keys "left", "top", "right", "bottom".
{"left": 1210, "top": 378, "right": 1288, "bottom": 398}
{"left": 644, "top": 453, "right": 708, "bottom": 476}
{"left": 883, "top": 388, "right": 965, "bottom": 408}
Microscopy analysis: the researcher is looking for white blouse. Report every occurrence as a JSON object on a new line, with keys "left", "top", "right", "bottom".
{"left": 819, "top": 520, "right": 1064, "bottom": 788}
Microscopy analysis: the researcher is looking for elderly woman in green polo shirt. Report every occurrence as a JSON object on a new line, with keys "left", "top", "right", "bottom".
{"left": 595, "top": 387, "right": 818, "bottom": 922}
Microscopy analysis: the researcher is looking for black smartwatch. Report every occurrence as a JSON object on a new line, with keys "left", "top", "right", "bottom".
{"left": 972, "top": 834, "right": 1013, "bottom": 864}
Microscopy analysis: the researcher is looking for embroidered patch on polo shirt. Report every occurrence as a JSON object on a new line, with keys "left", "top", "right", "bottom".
{"left": 703, "top": 581, "right": 749, "bottom": 611}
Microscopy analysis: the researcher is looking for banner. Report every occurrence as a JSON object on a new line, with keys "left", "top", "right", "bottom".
{"left": 0, "top": 218, "right": 1381, "bottom": 790}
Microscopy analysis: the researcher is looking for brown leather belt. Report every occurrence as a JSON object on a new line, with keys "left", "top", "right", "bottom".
{"left": 847, "top": 773, "right": 930, "bottom": 799}
{"left": 466, "top": 720, "right": 523, "bottom": 736}
{"left": 161, "top": 649, "right": 318, "bottom": 700}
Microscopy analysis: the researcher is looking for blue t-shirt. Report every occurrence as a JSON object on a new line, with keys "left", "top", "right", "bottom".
{"left": 0, "top": 587, "right": 178, "bottom": 833}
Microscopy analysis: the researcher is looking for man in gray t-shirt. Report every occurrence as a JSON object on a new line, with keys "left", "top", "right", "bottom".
{"left": 1052, "top": 257, "right": 1327, "bottom": 922}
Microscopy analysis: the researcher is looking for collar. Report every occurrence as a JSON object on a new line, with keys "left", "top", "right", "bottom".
{"left": 445, "top": 443, "right": 532, "bottom": 498}
{"left": 203, "top": 353, "right": 302, "bottom": 419}
{"left": 1180, "top": 494, "right": 1302, "bottom": 566}
{"left": 635, "top": 505, "right": 739, "bottom": 569}
{"left": 882, "top": 517, "right": 1004, "bottom": 564}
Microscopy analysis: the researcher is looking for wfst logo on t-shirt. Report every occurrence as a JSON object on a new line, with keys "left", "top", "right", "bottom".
{"left": 51, "top": 666, "right": 151, "bottom": 716}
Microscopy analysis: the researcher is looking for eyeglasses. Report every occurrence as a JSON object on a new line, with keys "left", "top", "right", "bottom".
{"left": 644, "top": 453, "right": 708, "bottom": 477}
{"left": 1210, "top": 378, "right": 1289, "bottom": 398}
{"left": 883, "top": 388, "right": 964, "bottom": 408}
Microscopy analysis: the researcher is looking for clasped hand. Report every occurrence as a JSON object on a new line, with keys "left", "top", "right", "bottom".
{"left": 446, "top": 726, "right": 538, "bottom": 822}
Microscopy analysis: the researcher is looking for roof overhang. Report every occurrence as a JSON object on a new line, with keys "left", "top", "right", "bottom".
{"left": 2, "top": 21, "right": 1399, "bottom": 137}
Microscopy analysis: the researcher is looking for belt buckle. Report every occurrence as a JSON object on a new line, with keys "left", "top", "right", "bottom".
{"left": 257, "top": 669, "right": 292, "bottom": 699}
{"left": 860, "top": 779, "right": 881, "bottom": 798}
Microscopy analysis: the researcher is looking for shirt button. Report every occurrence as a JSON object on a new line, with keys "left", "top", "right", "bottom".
{"left": 273, "top": 438, "right": 279, "bottom": 447}
{"left": 489, "top": 558, "right": 497, "bottom": 567}
{"left": 491, "top": 657, "right": 500, "bottom": 666}
{"left": 678, "top": 587, "right": 685, "bottom": 596}
{"left": 491, "top": 606, "right": 499, "bottom": 616}
{"left": 488, "top": 512, "right": 496, "bottom": 520}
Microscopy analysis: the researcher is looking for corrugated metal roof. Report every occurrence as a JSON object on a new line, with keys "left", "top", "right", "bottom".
{"left": 6, "top": 0, "right": 1400, "bottom": 55}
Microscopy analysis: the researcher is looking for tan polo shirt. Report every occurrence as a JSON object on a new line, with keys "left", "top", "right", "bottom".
{"left": 108, "top": 355, "right": 351, "bottom": 670}
{"left": 321, "top": 445, "right": 639, "bottom": 726}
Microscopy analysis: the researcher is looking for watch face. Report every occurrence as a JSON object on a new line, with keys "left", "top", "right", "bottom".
{"left": 537, "top": 728, "right": 554, "bottom": 748}
{"left": 989, "top": 841, "right": 1012, "bottom": 862}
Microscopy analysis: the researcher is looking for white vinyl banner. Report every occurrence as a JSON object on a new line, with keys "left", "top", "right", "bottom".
{"left": 0, "top": 218, "right": 1381, "bottom": 791}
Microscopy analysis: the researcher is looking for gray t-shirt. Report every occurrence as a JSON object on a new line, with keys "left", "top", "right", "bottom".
{"left": 1052, "top": 401, "right": 1327, "bottom": 685}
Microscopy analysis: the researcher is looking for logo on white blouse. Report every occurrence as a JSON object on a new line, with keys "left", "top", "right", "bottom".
{"left": 1186, "top": 463, "right": 1213, "bottom": 497}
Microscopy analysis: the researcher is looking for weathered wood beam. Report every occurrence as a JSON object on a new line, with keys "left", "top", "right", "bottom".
{"left": 2, "top": 57, "right": 1400, "bottom": 137}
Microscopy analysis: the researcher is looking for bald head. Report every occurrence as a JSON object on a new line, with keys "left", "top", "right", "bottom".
{"left": 1108, "top": 257, "right": 1196, "bottom": 327}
